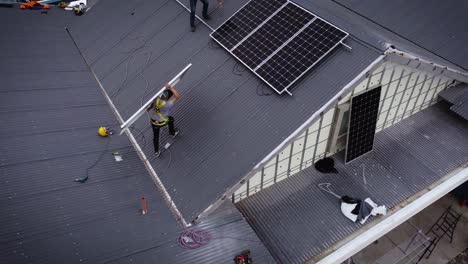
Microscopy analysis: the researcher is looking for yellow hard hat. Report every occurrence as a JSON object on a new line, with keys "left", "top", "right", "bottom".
{"left": 98, "top": 126, "right": 109, "bottom": 137}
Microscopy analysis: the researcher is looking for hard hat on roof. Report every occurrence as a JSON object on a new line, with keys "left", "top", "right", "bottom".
{"left": 98, "top": 126, "right": 109, "bottom": 137}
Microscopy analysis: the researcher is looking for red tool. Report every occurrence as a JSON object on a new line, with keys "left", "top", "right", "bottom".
{"left": 20, "top": 1, "right": 51, "bottom": 10}
{"left": 141, "top": 197, "right": 148, "bottom": 215}
{"left": 234, "top": 250, "right": 252, "bottom": 264}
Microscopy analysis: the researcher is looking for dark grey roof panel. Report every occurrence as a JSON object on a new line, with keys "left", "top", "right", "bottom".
{"left": 105, "top": 201, "right": 276, "bottom": 264}
{"left": 292, "top": 0, "right": 468, "bottom": 74}
{"left": 0, "top": 53, "right": 88, "bottom": 73}
{"left": 451, "top": 101, "right": 468, "bottom": 120}
{"left": 333, "top": 0, "right": 468, "bottom": 71}
{"left": 0, "top": 71, "right": 96, "bottom": 92}
{"left": 439, "top": 83, "right": 468, "bottom": 105}
{"left": 0, "top": 8, "right": 274, "bottom": 264}
{"left": 0, "top": 105, "right": 110, "bottom": 136}
{"left": 0, "top": 87, "right": 105, "bottom": 112}
{"left": 438, "top": 83, "right": 468, "bottom": 119}
{"left": 237, "top": 103, "right": 468, "bottom": 264}
{"left": 67, "top": 0, "right": 381, "bottom": 221}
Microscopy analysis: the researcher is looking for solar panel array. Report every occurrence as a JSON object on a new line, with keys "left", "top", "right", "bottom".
{"left": 210, "top": 0, "right": 348, "bottom": 94}
{"left": 210, "top": 0, "right": 287, "bottom": 50}
{"left": 345, "top": 87, "right": 382, "bottom": 163}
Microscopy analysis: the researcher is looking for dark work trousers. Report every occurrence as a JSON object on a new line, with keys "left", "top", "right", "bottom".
{"left": 151, "top": 116, "right": 176, "bottom": 153}
{"left": 190, "top": 0, "right": 209, "bottom": 27}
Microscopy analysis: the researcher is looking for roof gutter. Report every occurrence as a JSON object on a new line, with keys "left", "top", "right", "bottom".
{"left": 385, "top": 47, "right": 468, "bottom": 83}
{"left": 196, "top": 54, "right": 386, "bottom": 221}
{"left": 316, "top": 164, "right": 468, "bottom": 264}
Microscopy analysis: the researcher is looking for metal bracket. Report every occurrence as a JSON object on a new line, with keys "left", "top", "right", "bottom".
{"left": 341, "top": 41, "right": 352, "bottom": 50}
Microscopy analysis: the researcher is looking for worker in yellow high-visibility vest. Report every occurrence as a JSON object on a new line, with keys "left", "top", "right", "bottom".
{"left": 146, "top": 83, "right": 180, "bottom": 157}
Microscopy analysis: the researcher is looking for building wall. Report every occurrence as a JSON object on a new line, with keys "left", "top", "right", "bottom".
{"left": 233, "top": 61, "right": 455, "bottom": 202}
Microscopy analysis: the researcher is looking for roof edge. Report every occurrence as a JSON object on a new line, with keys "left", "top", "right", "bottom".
{"left": 315, "top": 163, "right": 468, "bottom": 264}
{"left": 65, "top": 27, "right": 189, "bottom": 227}
{"left": 385, "top": 48, "right": 468, "bottom": 83}
{"left": 196, "top": 55, "right": 386, "bottom": 221}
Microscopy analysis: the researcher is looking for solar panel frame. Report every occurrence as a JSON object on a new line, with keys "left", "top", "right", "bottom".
{"left": 231, "top": 3, "right": 315, "bottom": 69}
{"left": 210, "top": 0, "right": 349, "bottom": 95}
{"left": 344, "top": 87, "right": 382, "bottom": 163}
{"left": 210, "top": 0, "right": 288, "bottom": 51}
{"left": 255, "top": 17, "right": 349, "bottom": 94}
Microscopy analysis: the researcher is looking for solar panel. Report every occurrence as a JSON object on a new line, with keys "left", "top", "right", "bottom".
{"left": 210, "top": 0, "right": 349, "bottom": 95}
{"left": 232, "top": 3, "right": 315, "bottom": 69}
{"left": 256, "top": 19, "right": 348, "bottom": 92}
{"left": 210, "top": 0, "right": 287, "bottom": 50}
{"left": 345, "top": 87, "right": 382, "bottom": 163}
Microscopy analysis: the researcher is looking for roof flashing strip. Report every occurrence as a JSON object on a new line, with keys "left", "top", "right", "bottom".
{"left": 316, "top": 164, "right": 468, "bottom": 264}
{"left": 385, "top": 48, "right": 468, "bottom": 83}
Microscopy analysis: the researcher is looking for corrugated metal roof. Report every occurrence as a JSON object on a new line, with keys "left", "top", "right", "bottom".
{"left": 332, "top": 0, "right": 468, "bottom": 71}
{"left": 438, "top": 83, "right": 468, "bottom": 120}
{"left": 236, "top": 103, "right": 468, "bottom": 264}
{"left": 0, "top": 8, "right": 274, "bottom": 264}
{"left": 291, "top": 0, "right": 468, "bottom": 75}
{"left": 451, "top": 101, "right": 468, "bottom": 120}
{"left": 439, "top": 83, "right": 468, "bottom": 105}
{"left": 66, "top": 0, "right": 381, "bottom": 222}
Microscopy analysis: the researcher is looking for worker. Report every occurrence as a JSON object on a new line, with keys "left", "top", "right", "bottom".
{"left": 147, "top": 83, "right": 180, "bottom": 156}
{"left": 190, "top": 0, "right": 210, "bottom": 32}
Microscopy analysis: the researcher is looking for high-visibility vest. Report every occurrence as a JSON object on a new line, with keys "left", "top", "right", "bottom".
{"left": 151, "top": 98, "right": 169, "bottom": 125}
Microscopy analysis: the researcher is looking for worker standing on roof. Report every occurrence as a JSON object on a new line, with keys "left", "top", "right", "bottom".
{"left": 147, "top": 83, "right": 180, "bottom": 157}
{"left": 190, "top": 0, "right": 210, "bottom": 32}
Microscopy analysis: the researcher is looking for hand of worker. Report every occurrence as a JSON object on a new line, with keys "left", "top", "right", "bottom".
{"left": 165, "top": 83, "right": 172, "bottom": 90}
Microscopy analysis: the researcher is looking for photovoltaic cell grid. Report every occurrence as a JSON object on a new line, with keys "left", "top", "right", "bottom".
{"left": 210, "top": 0, "right": 287, "bottom": 50}
{"left": 256, "top": 19, "right": 348, "bottom": 92}
{"left": 210, "top": 0, "right": 349, "bottom": 94}
{"left": 232, "top": 4, "right": 315, "bottom": 69}
{"left": 345, "top": 87, "right": 382, "bottom": 163}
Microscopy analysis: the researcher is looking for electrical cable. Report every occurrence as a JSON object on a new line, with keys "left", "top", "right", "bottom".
{"left": 177, "top": 229, "right": 211, "bottom": 249}
{"left": 176, "top": 228, "right": 263, "bottom": 250}
{"left": 128, "top": 125, "right": 148, "bottom": 149}
{"left": 209, "top": 40, "right": 221, "bottom": 49}
{"left": 256, "top": 82, "right": 273, "bottom": 96}
{"left": 74, "top": 136, "right": 112, "bottom": 183}
{"left": 111, "top": 40, "right": 153, "bottom": 100}
{"left": 318, "top": 183, "right": 342, "bottom": 199}
{"left": 232, "top": 62, "right": 246, "bottom": 76}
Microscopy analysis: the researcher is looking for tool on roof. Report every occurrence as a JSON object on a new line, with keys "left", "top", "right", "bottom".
{"left": 98, "top": 126, "right": 114, "bottom": 137}
{"left": 318, "top": 183, "right": 387, "bottom": 224}
{"left": 20, "top": 1, "right": 50, "bottom": 10}
{"left": 141, "top": 197, "right": 148, "bottom": 215}
{"left": 72, "top": 2, "right": 87, "bottom": 15}
{"left": 234, "top": 250, "right": 252, "bottom": 264}
{"left": 112, "top": 152, "right": 123, "bottom": 162}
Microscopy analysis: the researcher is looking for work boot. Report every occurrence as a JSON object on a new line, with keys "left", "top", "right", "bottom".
{"left": 191, "top": 25, "right": 196, "bottom": 32}
{"left": 203, "top": 14, "right": 211, "bottom": 20}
